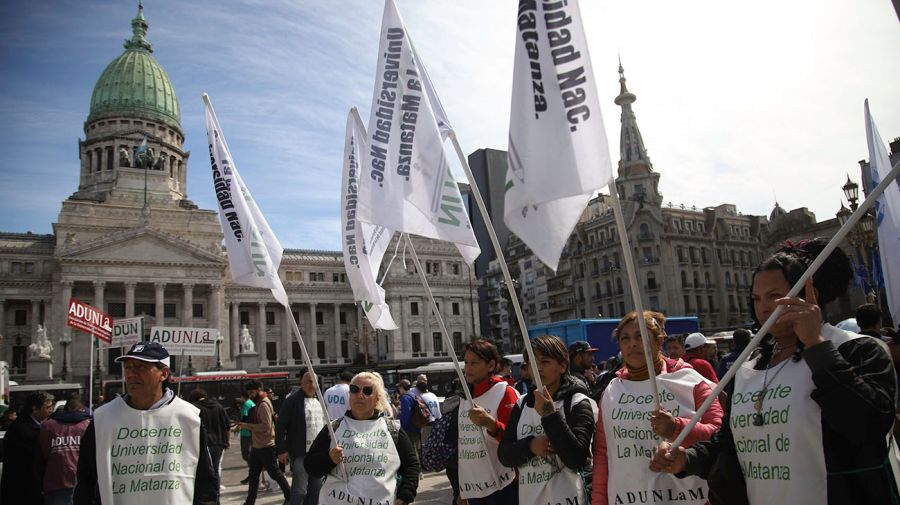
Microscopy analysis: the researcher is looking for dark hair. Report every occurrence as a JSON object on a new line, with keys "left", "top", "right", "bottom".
{"left": 464, "top": 339, "right": 500, "bottom": 368}
{"left": 64, "top": 395, "right": 85, "bottom": 412}
{"left": 856, "top": 303, "right": 882, "bottom": 330}
{"left": 339, "top": 369, "right": 354, "bottom": 382}
{"left": 733, "top": 328, "right": 751, "bottom": 347}
{"left": 22, "top": 391, "right": 54, "bottom": 416}
{"left": 188, "top": 389, "right": 207, "bottom": 402}
{"left": 664, "top": 336, "right": 681, "bottom": 345}
{"left": 498, "top": 357, "right": 513, "bottom": 370}
{"left": 750, "top": 238, "right": 852, "bottom": 325}
{"left": 245, "top": 380, "right": 263, "bottom": 392}
{"left": 530, "top": 335, "right": 569, "bottom": 372}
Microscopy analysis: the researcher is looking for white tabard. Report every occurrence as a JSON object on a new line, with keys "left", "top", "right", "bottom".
{"left": 516, "top": 392, "right": 595, "bottom": 505}
{"left": 731, "top": 325, "right": 863, "bottom": 505}
{"left": 457, "top": 381, "right": 517, "bottom": 499}
{"left": 320, "top": 415, "right": 400, "bottom": 505}
{"left": 600, "top": 369, "right": 710, "bottom": 505}
{"left": 93, "top": 395, "right": 202, "bottom": 505}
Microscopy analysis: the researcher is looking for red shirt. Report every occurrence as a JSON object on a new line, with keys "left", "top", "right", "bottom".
{"left": 683, "top": 354, "right": 719, "bottom": 383}
{"left": 471, "top": 375, "right": 519, "bottom": 441}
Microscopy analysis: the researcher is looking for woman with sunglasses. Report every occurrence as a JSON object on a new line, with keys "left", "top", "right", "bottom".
{"left": 305, "top": 371, "right": 420, "bottom": 505}
{"left": 650, "top": 240, "right": 898, "bottom": 504}
{"left": 498, "top": 335, "right": 597, "bottom": 505}
{"left": 453, "top": 339, "right": 520, "bottom": 505}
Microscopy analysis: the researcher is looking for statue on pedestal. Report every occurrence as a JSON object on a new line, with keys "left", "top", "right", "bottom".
{"left": 240, "top": 324, "right": 255, "bottom": 354}
{"left": 119, "top": 147, "right": 131, "bottom": 167}
{"left": 28, "top": 324, "right": 53, "bottom": 359}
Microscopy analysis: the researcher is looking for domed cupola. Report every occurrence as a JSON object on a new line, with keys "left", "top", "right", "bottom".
{"left": 769, "top": 201, "right": 787, "bottom": 222}
{"left": 86, "top": 1, "right": 180, "bottom": 132}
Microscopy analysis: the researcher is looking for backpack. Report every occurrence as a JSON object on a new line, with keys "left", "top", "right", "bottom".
{"left": 421, "top": 409, "right": 455, "bottom": 472}
{"left": 410, "top": 395, "right": 432, "bottom": 428}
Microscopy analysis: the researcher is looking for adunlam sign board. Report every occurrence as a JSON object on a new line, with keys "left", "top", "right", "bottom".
{"left": 67, "top": 298, "right": 112, "bottom": 342}
{"left": 100, "top": 317, "right": 144, "bottom": 349}
{"left": 148, "top": 327, "right": 218, "bottom": 356}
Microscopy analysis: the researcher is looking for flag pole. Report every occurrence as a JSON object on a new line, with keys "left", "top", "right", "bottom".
{"left": 404, "top": 234, "right": 475, "bottom": 406}
{"left": 669, "top": 159, "right": 900, "bottom": 449}
{"left": 177, "top": 350, "right": 186, "bottom": 396}
{"left": 88, "top": 329, "right": 95, "bottom": 412}
{"left": 606, "top": 176, "right": 661, "bottom": 410}
{"left": 447, "top": 131, "right": 544, "bottom": 391}
{"left": 283, "top": 299, "right": 349, "bottom": 481}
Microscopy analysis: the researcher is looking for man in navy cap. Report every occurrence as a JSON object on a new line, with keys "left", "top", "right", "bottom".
{"left": 568, "top": 340, "right": 599, "bottom": 390}
{"left": 73, "top": 341, "right": 219, "bottom": 505}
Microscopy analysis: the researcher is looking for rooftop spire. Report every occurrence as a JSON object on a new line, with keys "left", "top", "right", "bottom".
{"left": 124, "top": 0, "right": 153, "bottom": 53}
{"left": 615, "top": 61, "right": 650, "bottom": 172}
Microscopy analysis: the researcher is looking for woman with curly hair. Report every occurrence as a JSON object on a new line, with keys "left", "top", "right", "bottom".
{"left": 651, "top": 239, "right": 899, "bottom": 504}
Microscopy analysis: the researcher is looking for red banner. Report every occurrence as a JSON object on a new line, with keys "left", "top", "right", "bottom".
{"left": 67, "top": 298, "right": 112, "bottom": 342}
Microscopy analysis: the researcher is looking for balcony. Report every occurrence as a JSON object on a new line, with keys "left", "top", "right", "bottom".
{"left": 637, "top": 232, "right": 655, "bottom": 241}
{"left": 645, "top": 284, "right": 661, "bottom": 292}
{"left": 640, "top": 256, "right": 660, "bottom": 265}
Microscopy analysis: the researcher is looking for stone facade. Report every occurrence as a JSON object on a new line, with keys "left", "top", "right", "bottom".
{"left": 0, "top": 6, "right": 477, "bottom": 386}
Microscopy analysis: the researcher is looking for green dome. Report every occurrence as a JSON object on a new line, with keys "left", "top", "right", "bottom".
{"left": 87, "top": 3, "right": 181, "bottom": 131}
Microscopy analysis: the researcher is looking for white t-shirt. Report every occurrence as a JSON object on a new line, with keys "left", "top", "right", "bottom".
{"left": 420, "top": 391, "right": 442, "bottom": 423}
{"left": 324, "top": 383, "right": 350, "bottom": 421}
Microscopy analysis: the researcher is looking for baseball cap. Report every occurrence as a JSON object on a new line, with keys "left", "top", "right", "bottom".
{"left": 683, "top": 333, "right": 707, "bottom": 351}
{"left": 115, "top": 341, "right": 171, "bottom": 367}
{"left": 569, "top": 341, "right": 598, "bottom": 355}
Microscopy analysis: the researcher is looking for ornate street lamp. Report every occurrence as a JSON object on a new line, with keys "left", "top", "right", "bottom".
{"left": 214, "top": 332, "right": 223, "bottom": 371}
{"left": 58, "top": 331, "right": 72, "bottom": 382}
{"left": 837, "top": 176, "right": 878, "bottom": 302}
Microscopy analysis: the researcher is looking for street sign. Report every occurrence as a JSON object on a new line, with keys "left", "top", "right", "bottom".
{"left": 148, "top": 326, "right": 218, "bottom": 356}
{"left": 67, "top": 298, "right": 112, "bottom": 342}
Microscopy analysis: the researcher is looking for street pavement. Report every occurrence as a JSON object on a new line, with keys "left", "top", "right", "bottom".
{"left": 219, "top": 434, "right": 454, "bottom": 504}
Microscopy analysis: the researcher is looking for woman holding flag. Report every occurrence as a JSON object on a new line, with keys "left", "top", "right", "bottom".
{"left": 593, "top": 310, "right": 723, "bottom": 505}
{"left": 450, "top": 339, "right": 519, "bottom": 505}
{"left": 498, "top": 335, "right": 597, "bottom": 505}
{"left": 650, "top": 239, "right": 899, "bottom": 504}
{"left": 305, "top": 371, "right": 420, "bottom": 505}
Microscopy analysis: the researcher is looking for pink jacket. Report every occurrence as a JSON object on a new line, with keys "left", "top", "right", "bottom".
{"left": 38, "top": 410, "right": 91, "bottom": 492}
{"left": 591, "top": 357, "right": 723, "bottom": 505}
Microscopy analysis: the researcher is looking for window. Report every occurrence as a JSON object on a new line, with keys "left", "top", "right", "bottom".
{"left": 708, "top": 296, "right": 715, "bottom": 312}
{"left": 453, "top": 332, "right": 463, "bottom": 350}
{"left": 240, "top": 311, "right": 250, "bottom": 325}
{"left": 164, "top": 304, "right": 177, "bottom": 318}
{"left": 333, "top": 273, "right": 340, "bottom": 283}
{"left": 618, "top": 301, "right": 625, "bottom": 315}
{"left": 411, "top": 332, "right": 422, "bottom": 353}
{"left": 410, "top": 302, "right": 419, "bottom": 316}
{"left": 11, "top": 262, "right": 22, "bottom": 274}
{"left": 451, "top": 263, "right": 460, "bottom": 275}
{"left": 293, "top": 341, "right": 302, "bottom": 360}
{"left": 341, "top": 341, "right": 349, "bottom": 358}
{"left": 696, "top": 295, "right": 704, "bottom": 312}
{"left": 14, "top": 310, "right": 27, "bottom": 326}
{"left": 339, "top": 312, "right": 347, "bottom": 325}
{"left": 316, "top": 341, "right": 325, "bottom": 358}
{"left": 683, "top": 295, "right": 691, "bottom": 312}
{"left": 704, "top": 272, "right": 711, "bottom": 288}
{"left": 647, "top": 272, "right": 657, "bottom": 290}
{"left": 266, "top": 311, "right": 275, "bottom": 325}
{"left": 433, "top": 332, "right": 443, "bottom": 352}
{"left": 616, "top": 278, "right": 623, "bottom": 294}
{"left": 605, "top": 280, "right": 612, "bottom": 296}
{"left": 681, "top": 271, "right": 688, "bottom": 287}
{"left": 107, "top": 347, "right": 123, "bottom": 373}
{"left": 266, "top": 342, "right": 277, "bottom": 361}
{"left": 194, "top": 304, "right": 204, "bottom": 318}
{"left": 452, "top": 302, "right": 460, "bottom": 316}
{"left": 315, "top": 311, "right": 324, "bottom": 325}
{"left": 649, "top": 296, "right": 660, "bottom": 311}
{"left": 594, "top": 283, "right": 601, "bottom": 298}
{"left": 135, "top": 303, "right": 155, "bottom": 317}
{"left": 107, "top": 302, "right": 126, "bottom": 318}
{"left": 292, "top": 311, "right": 300, "bottom": 324}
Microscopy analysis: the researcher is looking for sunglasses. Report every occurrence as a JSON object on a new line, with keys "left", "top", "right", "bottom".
{"left": 349, "top": 384, "right": 374, "bottom": 396}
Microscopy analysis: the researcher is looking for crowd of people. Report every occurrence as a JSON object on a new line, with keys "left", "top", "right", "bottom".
{"left": 2, "top": 238, "right": 899, "bottom": 504}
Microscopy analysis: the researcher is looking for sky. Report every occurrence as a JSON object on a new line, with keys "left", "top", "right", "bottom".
{"left": 1, "top": 0, "right": 898, "bottom": 252}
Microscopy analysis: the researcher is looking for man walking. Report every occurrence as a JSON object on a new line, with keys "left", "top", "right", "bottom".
{"left": 239, "top": 380, "right": 291, "bottom": 505}
{"left": 322, "top": 369, "right": 352, "bottom": 421}
{"left": 397, "top": 379, "right": 422, "bottom": 459}
{"left": 415, "top": 378, "right": 441, "bottom": 450}
{"left": 276, "top": 372, "right": 328, "bottom": 505}
{"left": 716, "top": 328, "right": 751, "bottom": 378}
{"left": 1, "top": 391, "right": 54, "bottom": 504}
{"left": 189, "top": 389, "right": 231, "bottom": 481}
{"left": 37, "top": 395, "right": 91, "bottom": 505}
{"left": 73, "top": 341, "right": 218, "bottom": 504}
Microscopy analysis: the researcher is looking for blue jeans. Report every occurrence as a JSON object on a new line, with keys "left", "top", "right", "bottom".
{"left": 45, "top": 488, "right": 74, "bottom": 505}
{"left": 290, "top": 455, "right": 323, "bottom": 505}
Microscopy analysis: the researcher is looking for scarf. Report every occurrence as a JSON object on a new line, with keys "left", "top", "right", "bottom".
{"left": 625, "top": 352, "right": 664, "bottom": 381}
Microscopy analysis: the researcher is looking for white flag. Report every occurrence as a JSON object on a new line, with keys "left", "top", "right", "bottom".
{"left": 342, "top": 108, "right": 398, "bottom": 330}
{"left": 504, "top": 0, "right": 612, "bottom": 271}
{"left": 865, "top": 99, "right": 900, "bottom": 325}
{"left": 204, "top": 94, "right": 289, "bottom": 307}
{"left": 357, "top": 0, "right": 480, "bottom": 265}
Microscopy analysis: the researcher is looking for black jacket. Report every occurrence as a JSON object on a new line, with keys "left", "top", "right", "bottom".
{"left": 192, "top": 397, "right": 231, "bottom": 449}
{"left": 72, "top": 397, "right": 219, "bottom": 505}
{"left": 498, "top": 375, "right": 595, "bottom": 471}
{"left": 275, "top": 390, "right": 314, "bottom": 458}
{"left": 304, "top": 411, "right": 420, "bottom": 504}
{"left": 0, "top": 415, "right": 43, "bottom": 504}
{"left": 683, "top": 332, "right": 899, "bottom": 505}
